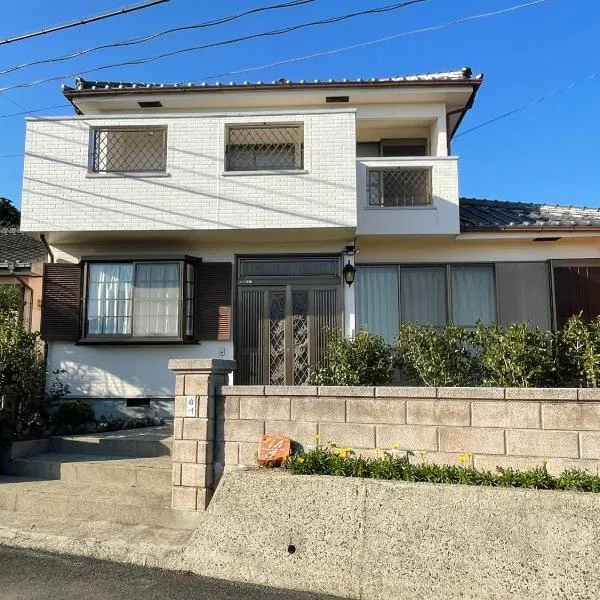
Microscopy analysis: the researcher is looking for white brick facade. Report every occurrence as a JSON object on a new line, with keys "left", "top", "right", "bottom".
{"left": 20, "top": 110, "right": 357, "bottom": 233}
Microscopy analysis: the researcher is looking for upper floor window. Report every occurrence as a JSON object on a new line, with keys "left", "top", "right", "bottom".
{"left": 85, "top": 260, "right": 193, "bottom": 340}
{"left": 225, "top": 124, "right": 303, "bottom": 171}
{"left": 91, "top": 127, "right": 167, "bottom": 173}
{"left": 357, "top": 138, "right": 428, "bottom": 157}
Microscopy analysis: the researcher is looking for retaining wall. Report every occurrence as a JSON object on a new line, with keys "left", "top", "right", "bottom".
{"left": 182, "top": 469, "right": 600, "bottom": 600}
{"left": 168, "top": 359, "right": 600, "bottom": 510}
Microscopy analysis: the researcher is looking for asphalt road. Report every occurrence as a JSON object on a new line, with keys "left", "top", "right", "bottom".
{"left": 0, "top": 545, "right": 343, "bottom": 600}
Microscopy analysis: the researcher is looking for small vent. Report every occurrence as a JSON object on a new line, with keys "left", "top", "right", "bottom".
{"left": 126, "top": 398, "right": 151, "bottom": 407}
{"left": 138, "top": 101, "right": 163, "bottom": 108}
{"left": 326, "top": 96, "right": 349, "bottom": 103}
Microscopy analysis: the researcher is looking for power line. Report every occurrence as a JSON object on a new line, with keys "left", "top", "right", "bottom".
{"left": 0, "top": 0, "right": 170, "bottom": 46}
{"left": 0, "top": 0, "right": 317, "bottom": 76}
{"left": 0, "top": 104, "right": 68, "bottom": 119}
{"left": 198, "top": 0, "right": 550, "bottom": 82}
{"left": 0, "top": 0, "right": 431, "bottom": 93}
{"left": 0, "top": 0, "right": 556, "bottom": 126}
{"left": 454, "top": 70, "right": 600, "bottom": 138}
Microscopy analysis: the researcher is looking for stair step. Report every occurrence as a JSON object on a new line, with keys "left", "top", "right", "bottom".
{"left": 7, "top": 453, "right": 172, "bottom": 490}
{"left": 49, "top": 427, "right": 172, "bottom": 458}
{"left": 0, "top": 509, "right": 193, "bottom": 568}
{"left": 0, "top": 476, "right": 200, "bottom": 530}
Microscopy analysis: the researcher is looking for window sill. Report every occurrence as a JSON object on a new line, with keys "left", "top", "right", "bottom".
{"left": 85, "top": 172, "right": 171, "bottom": 179}
{"left": 221, "top": 169, "right": 309, "bottom": 177}
{"left": 77, "top": 337, "right": 197, "bottom": 346}
{"left": 364, "top": 205, "right": 436, "bottom": 211}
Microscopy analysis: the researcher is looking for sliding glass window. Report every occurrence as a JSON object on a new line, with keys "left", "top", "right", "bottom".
{"left": 356, "top": 264, "right": 497, "bottom": 341}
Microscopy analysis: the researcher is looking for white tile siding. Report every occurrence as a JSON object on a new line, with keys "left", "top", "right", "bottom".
{"left": 21, "top": 111, "right": 357, "bottom": 233}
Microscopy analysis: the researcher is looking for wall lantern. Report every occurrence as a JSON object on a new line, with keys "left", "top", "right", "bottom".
{"left": 342, "top": 261, "right": 357, "bottom": 286}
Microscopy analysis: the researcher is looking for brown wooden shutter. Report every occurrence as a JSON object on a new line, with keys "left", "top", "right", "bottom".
{"left": 553, "top": 265, "right": 600, "bottom": 328}
{"left": 195, "top": 262, "right": 232, "bottom": 341}
{"left": 41, "top": 263, "right": 82, "bottom": 341}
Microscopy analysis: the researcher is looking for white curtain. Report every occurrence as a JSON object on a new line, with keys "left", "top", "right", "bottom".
{"left": 400, "top": 267, "right": 447, "bottom": 326}
{"left": 356, "top": 267, "right": 399, "bottom": 344}
{"left": 133, "top": 263, "right": 180, "bottom": 336}
{"left": 451, "top": 266, "right": 496, "bottom": 326}
{"left": 87, "top": 263, "right": 133, "bottom": 335}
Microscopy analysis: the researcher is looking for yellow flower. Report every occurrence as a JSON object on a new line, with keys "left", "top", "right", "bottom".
{"left": 337, "top": 449, "right": 347, "bottom": 459}
{"left": 459, "top": 450, "right": 474, "bottom": 465}
{"left": 391, "top": 442, "right": 400, "bottom": 450}
{"left": 375, "top": 448, "right": 381, "bottom": 454}
{"left": 313, "top": 434, "right": 320, "bottom": 441}
{"left": 297, "top": 457, "right": 305, "bottom": 464}
{"left": 328, "top": 440, "right": 337, "bottom": 447}
{"left": 345, "top": 447, "right": 354, "bottom": 455}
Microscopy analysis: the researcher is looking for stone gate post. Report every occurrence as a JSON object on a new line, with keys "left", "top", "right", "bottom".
{"left": 169, "top": 358, "right": 236, "bottom": 511}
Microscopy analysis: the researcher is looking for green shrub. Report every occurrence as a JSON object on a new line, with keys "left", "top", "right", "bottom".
{"left": 556, "top": 313, "right": 600, "bottom": 387}
{"left": 54, "top": 399, "right": 95, "bottom": 427}
{"left": 395, "top": 324, "right": 479, "bottom": 386}
{"left": 309, "top": 328, "right": 394, "bottom": 386}
{"left": 473, "top": 322, "right": 556, "bottom": 387}
{"left": 283, "top": 446, "right": 600, "bottom": 492}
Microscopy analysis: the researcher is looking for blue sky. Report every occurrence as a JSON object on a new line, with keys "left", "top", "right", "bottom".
{"left": 0, "top": 0, "right": 598, "bottom": 208}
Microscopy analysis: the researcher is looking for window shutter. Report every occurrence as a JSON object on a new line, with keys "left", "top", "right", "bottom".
{"left": 195, "top": 262, "right": 232, "bottom": 341}
{"left": 41, "top": 263, "right": 82, "bottom": 341}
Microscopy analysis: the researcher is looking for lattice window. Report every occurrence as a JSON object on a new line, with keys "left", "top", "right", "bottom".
{"left": 91, "top": 127, "right": 167, "bottom": 173}
{"left": 367, "top": 168, "right": 431, "bottom": 207}
{"left": 226, "top": 125, "right": 303, "bottom": 171}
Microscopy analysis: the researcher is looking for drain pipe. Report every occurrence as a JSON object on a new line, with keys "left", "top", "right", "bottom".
{"left": 40, "top": 233, "right": 54, "bottom": 263}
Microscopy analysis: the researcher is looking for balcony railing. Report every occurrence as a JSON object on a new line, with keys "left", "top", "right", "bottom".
{"left": 367, "top": 167, "right": 432, "bottom": 207}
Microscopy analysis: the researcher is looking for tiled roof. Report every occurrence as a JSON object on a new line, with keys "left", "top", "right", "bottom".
{"left": 460, "top": 198, "right": 600, "bottom": 231}
{"left": 64, "top": 67, "right": 482, "bottom": 93}
{"left": 0, "top": 229, "right": 47, "bottom": 264}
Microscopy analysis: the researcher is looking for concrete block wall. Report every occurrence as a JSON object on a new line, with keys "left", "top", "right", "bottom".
{"left": 217, "top": 386, "right": 600, "bottom": 477}
{"left": 20, "top": 110, "right": 356, "bottom": 233}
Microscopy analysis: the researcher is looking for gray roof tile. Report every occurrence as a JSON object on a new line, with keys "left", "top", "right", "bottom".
{"left": 459, "top": 198, "right": 600, "bottom": 231}
{"left": 0, "top": 229, "right": 47, "bottom": 263}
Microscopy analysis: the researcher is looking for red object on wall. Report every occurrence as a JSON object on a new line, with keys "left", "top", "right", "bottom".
{"left": 258, "top": 435, "right": 291, "bottom": 466}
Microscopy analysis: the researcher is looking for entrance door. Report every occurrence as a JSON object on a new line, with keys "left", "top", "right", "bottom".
{"left": 237, "top": 285, "right": 340, "bottom": 385}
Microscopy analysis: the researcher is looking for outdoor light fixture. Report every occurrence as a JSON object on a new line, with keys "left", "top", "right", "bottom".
{"left": 342, "top": 261, "right": 356, "bottom": 286}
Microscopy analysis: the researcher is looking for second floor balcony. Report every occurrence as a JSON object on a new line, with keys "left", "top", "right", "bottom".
{"left": 356, "top": 156, "right": 460, "bottom": 236}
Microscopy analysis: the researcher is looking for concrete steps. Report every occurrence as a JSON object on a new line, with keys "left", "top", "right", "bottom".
{"left": 49, "top": 431, "right": 172, "bottom": 458}
{"left": 0, "top": 509, "right": 190, "bottom": 569}
{"left": 7, "top": 453, "right": 172, "bottom": 490}
{"left": 0, "top": 475, "right": 199, "bottom": 530}
{"left": 0, "top": 425, "right": 201, "bottom": 545}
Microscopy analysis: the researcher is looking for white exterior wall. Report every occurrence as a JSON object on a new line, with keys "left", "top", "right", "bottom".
{"left": 356, "top": 157, "right": 459, "bottom": 235}
{"left": 20, "top": 110, "right": 357, "bottom": 233}
{"left": 48, "top": 342, "right": 231, "bottom": 399}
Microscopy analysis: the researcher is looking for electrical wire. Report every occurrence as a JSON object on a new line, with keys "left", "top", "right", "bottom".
{"left": 455, "top": 70, "right": 600, "bottom": 138}
{"left": 0, "top": 0, "right": 431, "bottom": 93}
{"left": 0, "top": 0, "right": 170, "bottom": 46}
{"left": 197, "top": 0, "right": 550, "bottom": 82}
{"left": 0, "top": 0, "right": 317, "bottom": 76}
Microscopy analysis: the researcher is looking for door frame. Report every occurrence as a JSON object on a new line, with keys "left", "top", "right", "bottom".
{"left": 234, "top": 254, "right": 344, "bottom": 385}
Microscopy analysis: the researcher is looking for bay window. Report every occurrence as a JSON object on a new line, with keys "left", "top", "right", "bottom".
{"left": 85, "top": 260, "right": 195, "bottom": 341}
{"left": 356, "top": 264, "right": 497, "bottom": 343}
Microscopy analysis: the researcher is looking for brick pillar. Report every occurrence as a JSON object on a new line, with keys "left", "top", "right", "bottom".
{"left": 169, "top": 358, "right": 236, "bottom": 511}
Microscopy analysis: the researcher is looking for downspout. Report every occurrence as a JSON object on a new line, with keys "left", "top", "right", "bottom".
{"left": 40, "top": 234, "right": 54, "bottom": 263}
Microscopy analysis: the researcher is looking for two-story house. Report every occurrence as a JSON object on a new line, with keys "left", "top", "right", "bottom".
{"left": 19, "top": 67, "right": 600, "bottom": 416}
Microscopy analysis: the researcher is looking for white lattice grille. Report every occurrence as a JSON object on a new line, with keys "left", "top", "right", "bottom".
{"left": 92, "top": 128, "right": 166, "bottom": 173}
{"left": 367, "top": 168, "right": 431, "bottom": 207}
{"left": 226, "top": 125, "right": 303, "bottom": 171}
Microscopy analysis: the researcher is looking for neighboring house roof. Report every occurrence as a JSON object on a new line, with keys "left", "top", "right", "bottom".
{"left": 63, "top": 67, "right": 482, "bottom": 94}
{"left": 0, "top": 228, "right": 47, "bottom": 267}
{"left": 460, "top": 198, "right": 600, "bottom": 232}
